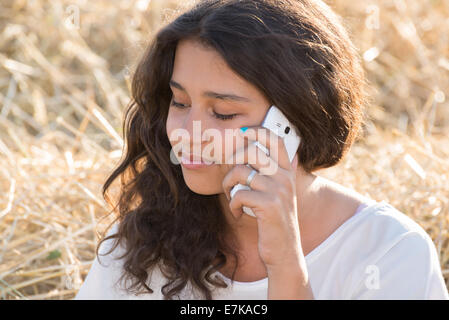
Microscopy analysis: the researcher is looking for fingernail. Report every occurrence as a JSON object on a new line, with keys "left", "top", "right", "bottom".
{"left": 240, "top": 127, "right": 248, "bottom": 133}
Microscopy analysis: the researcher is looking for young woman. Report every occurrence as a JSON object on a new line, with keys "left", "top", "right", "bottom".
{"left": 75, "top": 0, "right": 449, "bottom": 300}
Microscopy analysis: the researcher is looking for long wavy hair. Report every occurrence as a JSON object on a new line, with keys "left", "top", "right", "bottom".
{"left": 96, "top": 0, "right": 368, "bottom": 300}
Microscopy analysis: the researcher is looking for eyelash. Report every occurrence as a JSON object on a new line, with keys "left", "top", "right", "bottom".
{"left": 170, "top": 100, "right": 238, "bottom": 121}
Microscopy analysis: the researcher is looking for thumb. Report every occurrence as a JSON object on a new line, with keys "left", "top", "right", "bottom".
{"left": 292, "top": 153, "right": 299, "bottom": 171}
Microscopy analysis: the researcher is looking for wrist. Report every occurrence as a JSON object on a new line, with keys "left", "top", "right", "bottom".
{"left": 266, "top": 253, "right": 307, "bottom": 277}
{"left": 267, "top": 260, "right": 314, "bottom": 300}
{"left": 267, "top": 261, "right": 307, "bottom": 283}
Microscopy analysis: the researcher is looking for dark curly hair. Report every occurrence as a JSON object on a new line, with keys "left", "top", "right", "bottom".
{"left": 96, "top": 0, "right": 368, "bottom": 300}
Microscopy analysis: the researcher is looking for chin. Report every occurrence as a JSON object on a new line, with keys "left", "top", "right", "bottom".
{"left": 182, "top": 171, "right": 221, "bottom": 195}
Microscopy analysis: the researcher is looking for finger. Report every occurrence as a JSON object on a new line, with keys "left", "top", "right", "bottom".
{"left": 222, "top": 164, "right": 275, "bottom": 200}
{"left": 238, "top": 126, "right": 292, "bottom": 170}
{"left": 226, "top": 141, "right": 280, "bottom": 176}
{"left": 229, "top": 189, "right": 271, "bottom": 219}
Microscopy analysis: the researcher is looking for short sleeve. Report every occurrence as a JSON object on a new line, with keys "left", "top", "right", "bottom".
{"left": 74, "top": 225, "right": 130, "bottom": 300}
{"left": 348, "top": 231, "right": 449, "bottom": 300}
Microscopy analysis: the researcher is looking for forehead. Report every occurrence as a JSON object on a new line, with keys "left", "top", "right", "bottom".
{"left": 171, "top": 39, "right": 258, "bottom": 97}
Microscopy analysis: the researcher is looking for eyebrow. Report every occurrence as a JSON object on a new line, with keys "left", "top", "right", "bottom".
{"left": 169, "top": 80, "right": 251, "bottom": 103}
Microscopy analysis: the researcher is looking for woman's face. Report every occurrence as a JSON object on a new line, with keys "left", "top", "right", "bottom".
{"left": 166, "top": 39, "right": 271, "bottom": 195}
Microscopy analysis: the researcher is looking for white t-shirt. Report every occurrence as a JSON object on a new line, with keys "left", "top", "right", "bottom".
{"left": 74, "top": 199, "right": 449, "bottom": 300}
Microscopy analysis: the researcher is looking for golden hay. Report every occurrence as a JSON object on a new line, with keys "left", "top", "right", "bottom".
{"left": 0, "top": 0, "right": 448, "bottom": 299}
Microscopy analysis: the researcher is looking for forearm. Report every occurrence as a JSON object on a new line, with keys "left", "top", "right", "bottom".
{"left": 267, "top": 261, "right": 314, "bottom": 300}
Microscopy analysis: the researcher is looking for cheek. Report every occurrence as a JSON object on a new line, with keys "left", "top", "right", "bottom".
{"left": 166, "top": 109, "right": 182, "bottom": 143}
{"left": 217, "top": 131, "right": 239, "bottom": 164}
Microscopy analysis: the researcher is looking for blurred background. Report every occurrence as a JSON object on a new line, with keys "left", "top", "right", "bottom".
{"left": 0, "top": 0, "right": 448, "bottom": 299}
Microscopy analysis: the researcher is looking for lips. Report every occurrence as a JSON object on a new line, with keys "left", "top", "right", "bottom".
{"left": 181, "top": 153, "right": 215, "bottom": 165}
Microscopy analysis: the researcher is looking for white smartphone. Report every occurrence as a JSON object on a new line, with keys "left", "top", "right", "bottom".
{"left": 229, "top": 105, "right": 301, "bottom": 217}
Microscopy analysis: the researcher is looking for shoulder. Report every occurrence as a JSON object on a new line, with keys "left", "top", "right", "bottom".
{"left": 316, "top": 192, "right": 448, "bottom": 299}
{"left": 95, "top": 223, "right": 127, "bottom": 264}
{"left": 332, "top": 200, "right": 447, "bottom": 299}
{"left": 75, "top": 223, "right": 171, "bottom": 300}
{"left": 330, "top": 196, "right": 435, "bottom": 262}
{"left": 305, "top": 178, "right": 438, "bottom": 275}
{"left": 354, "top": 200, "right": 433, "bottom": 252}
{"left": 316, "top": 176, "right": 430, "bottom": 245}
{"left": 344, "top": 202, "right": 448, "bottom": 299}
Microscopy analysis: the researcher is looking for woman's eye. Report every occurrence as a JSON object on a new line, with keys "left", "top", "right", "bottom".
{"left": 170, "top": 100, "right": 237, "bottom": 121}
{"left": 212, "top": 111, "right": 237, "bottom": 121}
{"left": 170, "top": 100, "right": 188, "bottom": 108}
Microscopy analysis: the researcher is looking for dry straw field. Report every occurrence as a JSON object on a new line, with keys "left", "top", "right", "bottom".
{"left": 0, "top": 0, "right": 448, "bottom": 299}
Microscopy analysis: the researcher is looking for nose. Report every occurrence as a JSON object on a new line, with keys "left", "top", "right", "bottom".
{"left": 181, "top": 104, "right": 211, "bottom": 155}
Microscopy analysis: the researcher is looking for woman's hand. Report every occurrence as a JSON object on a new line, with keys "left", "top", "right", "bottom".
{"left": 222, "top": 126, "right": 304, "bottom": 272}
